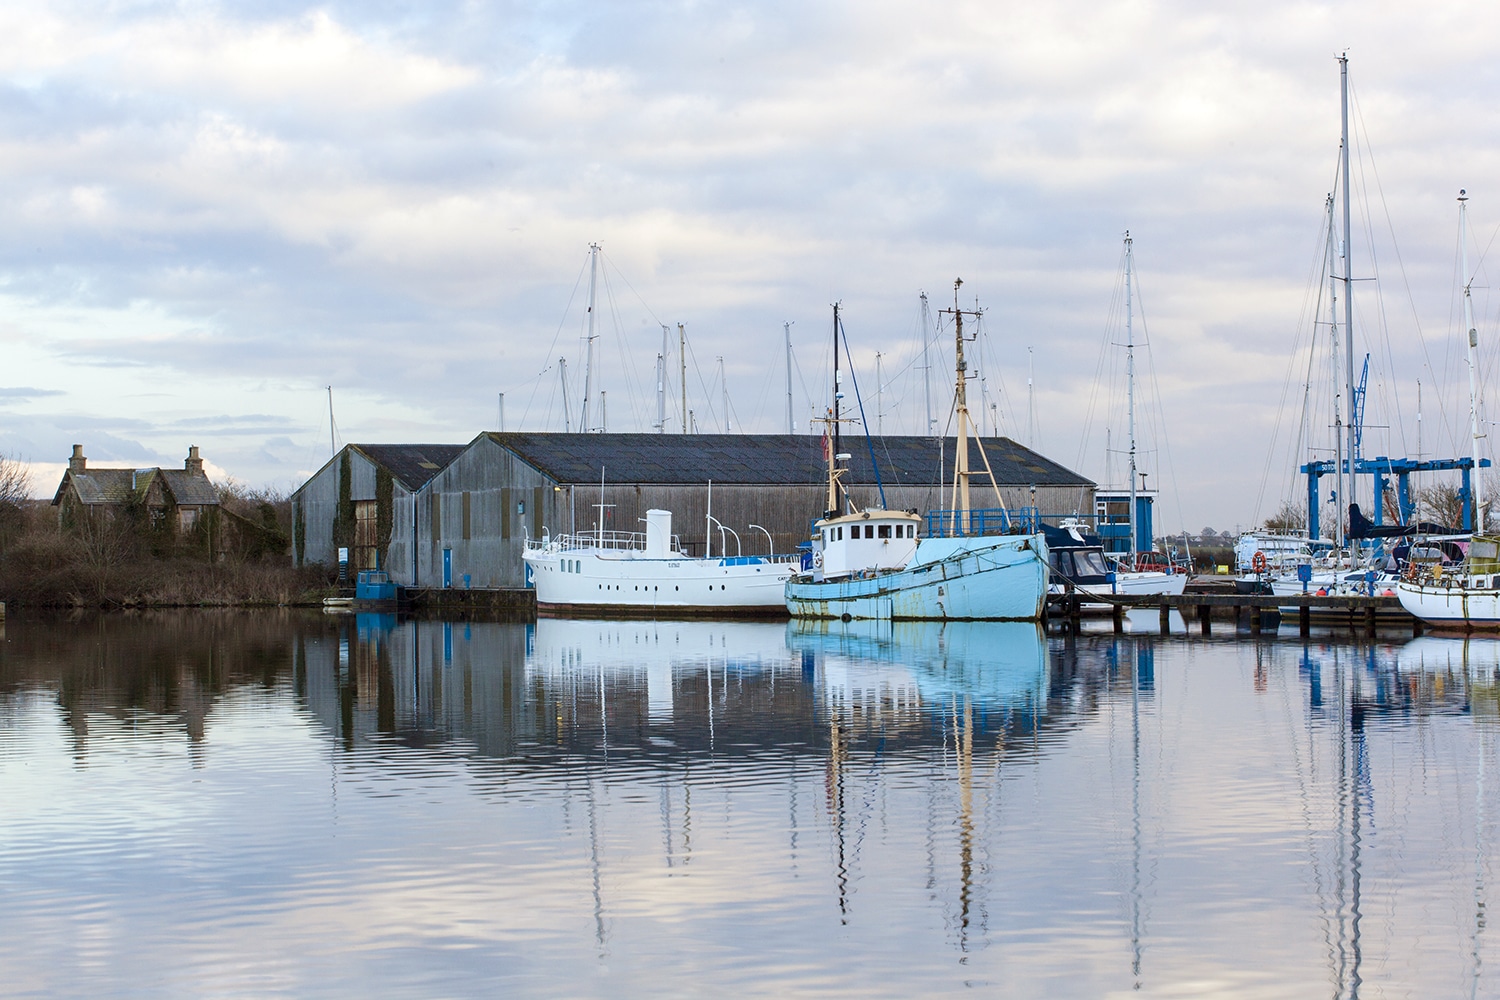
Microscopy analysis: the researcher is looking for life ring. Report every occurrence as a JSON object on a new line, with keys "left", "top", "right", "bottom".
{"left": 1251, "top": 551, "right": 1268, "bottom": 575}
{"left": 812, "top": 551, "right": 824, "bottom": 569}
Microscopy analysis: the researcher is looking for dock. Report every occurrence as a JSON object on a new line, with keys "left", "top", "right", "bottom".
{"left": 1046, "top": 590, "right": 1415, "bottom": 637}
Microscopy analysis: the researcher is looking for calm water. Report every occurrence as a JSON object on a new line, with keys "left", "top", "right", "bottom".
{"left": 1, "top": 610, "right": 1497, "bottom": 998}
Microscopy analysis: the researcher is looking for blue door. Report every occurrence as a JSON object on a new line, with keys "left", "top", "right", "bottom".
{"left": 442, "top": 548, "right": 453, "bottom": 589}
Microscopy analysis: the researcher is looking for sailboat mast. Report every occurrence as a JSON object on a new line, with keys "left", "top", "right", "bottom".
{"left": 654, "top": 322, "right": 666, "bottom": 428}
{"left": 1461, "top": 190, "right": 1486, "bottom": 532}
{"left": 1125, "top": 232, "right": 1137, "bottom": 565}
{"left": 920, "top": 292, "right": 934, "bottom": 437}
{"left": 1339, "top": 55, "right": 1357, "bottom": 540}
{"left": 581, "top": 243, "right": 599, "bottom": 433}
{"left": 785, "top": 321, "right": 794, "bottom": 433}
{"left": 1327, "top": 194, "right": 1344, "bottom": 549}
{"left": 679, "top": 323, "right": 687, "bottom": 434}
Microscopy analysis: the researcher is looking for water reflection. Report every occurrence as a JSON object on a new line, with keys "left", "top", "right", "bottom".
{"left": 1, "top": 612, "right": 1499, "bottom": 997}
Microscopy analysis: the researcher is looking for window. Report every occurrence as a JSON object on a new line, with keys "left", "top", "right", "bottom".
{"left": 865, "top": 525, "right": 875, "bottom": 539}
{"left": 877, "top": 525, "right": 891, "bottom": 539}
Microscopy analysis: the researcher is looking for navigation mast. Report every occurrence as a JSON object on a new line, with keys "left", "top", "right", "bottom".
{"left": 581, "top": 242, "right": 599, "bottom": 433}
{"left": 940, "top": 280, "right": 1008, "bottom": 534}
{"left": 1124, "top": 232, "right": 1138, "bottom": 566}
{"left": 1461, "top": 190, "right": 1486, "bottom": 532}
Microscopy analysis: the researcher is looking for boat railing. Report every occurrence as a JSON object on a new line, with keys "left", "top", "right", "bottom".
{"left": 525, "top": 530, "right": 679, "bottom": 553}
{"left": 924, "top": 506, "right": 1040, "bottom": 537}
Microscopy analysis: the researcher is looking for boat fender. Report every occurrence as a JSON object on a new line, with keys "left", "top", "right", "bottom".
{"left": 1382, "top": 589, "right": 1394, "bottom": 597}
{"left": 1251, "top": 551, "right": 1268, "bottom": 574}
{"left": 1316, "top": 588, "right": 1327, "bottom": 596}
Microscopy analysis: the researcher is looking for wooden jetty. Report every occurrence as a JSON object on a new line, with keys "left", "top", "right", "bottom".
{"left": 1046, "top": 589, "right": 1415, "bottom": 638}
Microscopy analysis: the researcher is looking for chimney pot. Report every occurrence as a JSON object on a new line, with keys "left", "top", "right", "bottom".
{"left": 185, "top": 445, "right": 203, "bottom": 475}
{"left": 69, "top": 444, "right": 86, "bottom": 473}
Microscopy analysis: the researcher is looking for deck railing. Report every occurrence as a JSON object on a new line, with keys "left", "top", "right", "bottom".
{"left": 924, "top": 506, "right": 1040, "bottom": 537}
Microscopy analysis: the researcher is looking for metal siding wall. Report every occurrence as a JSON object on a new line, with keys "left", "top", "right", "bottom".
{"left": 349, "top": 452, "right": 378, "bottom": 501}
{"left": 292, "top": 460, "right": 342, "bottom": 566}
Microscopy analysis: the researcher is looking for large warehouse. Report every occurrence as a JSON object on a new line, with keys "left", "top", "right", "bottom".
{"left": 294, "top": 432, "right": 1095, "bottom": 589}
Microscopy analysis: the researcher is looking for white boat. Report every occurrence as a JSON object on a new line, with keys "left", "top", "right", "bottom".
{"left": 524, "top": 508, "right": 797, "bottom": 617}
{"left": 1395, "top": 192, "right": 1496, "bottom": 630}
{"left": 1045, "top": 519, "right": 1186, "bottom": 608}
{"left": 785, "top": 290, "right": 1049, "bottom": 622}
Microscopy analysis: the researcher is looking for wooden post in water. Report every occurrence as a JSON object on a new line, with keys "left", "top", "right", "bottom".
{"left": 1198, "top": 604, "right": 1211, "bottom": 636}
{"left": 1112, "top": 602, "right": 1124, "bottom": 634}
{"left": 1159, "top": 601, "right": 1171, "bottom": 636}
{"left": 1365, "top": 606, "right": 1377, "bottom": 636}
{"left": 1299, "top": 605, "right": 1310, "bottom": 637}
{"left": 1250, "top": 604, "right": 1262, "bottom": 634}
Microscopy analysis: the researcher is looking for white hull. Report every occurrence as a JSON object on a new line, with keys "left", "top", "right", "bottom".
{"left": 786, "top": 534, "right": 1048, "bottom": 621}
{"left": 1049, "top": 570, "right": 1187, "bottom": 602}
{"left": 524, "top": 548, "right": 796, "bottom": 615}
{"left": 1396, "top": 580, "right": 1500, "bottom": 629}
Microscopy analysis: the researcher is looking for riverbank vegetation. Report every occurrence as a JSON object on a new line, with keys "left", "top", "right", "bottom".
{"left": 0, "top": 456, "right": 332, "bottom": 608}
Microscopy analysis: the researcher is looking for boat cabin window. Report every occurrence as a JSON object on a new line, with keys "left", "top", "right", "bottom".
{"left": 1074, "top": 551, "right": 1110, "bottom": 577}
{"left": 878, "top": 525, "right": 891, "bottom": 538}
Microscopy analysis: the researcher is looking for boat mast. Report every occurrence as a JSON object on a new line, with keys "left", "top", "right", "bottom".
{"left": 1339, "top": 54, "right": 1357, "bottom": 543}
{"left": 1461, "top": 189, "right": 1486, "bottom": 532}
{"left": 679, "top": 323, "right": 687, "bottom": 434}
{"left": 327, "top": 385, "right": 336, "bottom": 457}
{"left": 1326, "top": 194, "right": 1345, "bottom": 549}
{"left": 559, "top": 358, "right": 571, "bottom": 433}
{"left": 832, "top": 302, "right": 844, "bottom": 514}
{"left": 785, "top": 321, "right": 795, "bottom": 433}
{"left": 920, "top": 292, "right": 935, "bottom": 437}
{"left": 655, "top": 325, "right": 667, "bottom": 433}
{"left": 581, "top": 242, "right": 599, "bottom": 433}
{"left": 1125, "top": 232, "right": 1138, "bottom": 565}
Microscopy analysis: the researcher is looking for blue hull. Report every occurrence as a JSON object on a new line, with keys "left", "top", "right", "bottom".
{"left": 785, "top": 534, "right": 1048, "bottom": 621}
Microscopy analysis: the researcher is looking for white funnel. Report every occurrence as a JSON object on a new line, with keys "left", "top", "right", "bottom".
{"left": 645, "top": 509, "right": 673, "bottom": 558}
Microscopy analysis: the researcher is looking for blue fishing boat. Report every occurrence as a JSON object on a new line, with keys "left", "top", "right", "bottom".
{"left": 785, "top": 285, "right": 1049, "bottom": 621}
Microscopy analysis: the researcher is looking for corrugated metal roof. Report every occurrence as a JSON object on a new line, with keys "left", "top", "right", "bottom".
{"left": 353, "top": 444, "right": 466, "bottom": 491}
{"left": 488, "top": 433, "right": 1092, "bottom": 488}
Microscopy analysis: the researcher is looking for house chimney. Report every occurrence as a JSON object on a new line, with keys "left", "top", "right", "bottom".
{"left": 69, "top": 444, "right": 86, "bottom": 473}
{"left": 185, "top": 445, "right": 203, "bottom": 475}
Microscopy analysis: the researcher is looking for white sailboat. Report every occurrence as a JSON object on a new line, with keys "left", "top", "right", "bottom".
{"left": 1087, "top": 233, "right": 1185, "bottom": 599}
{"left": 784, "top": 287, "right": 1049, "bottom": 621}
{"left": 1395, "top": 190, "right": 1500, "bottom": 629}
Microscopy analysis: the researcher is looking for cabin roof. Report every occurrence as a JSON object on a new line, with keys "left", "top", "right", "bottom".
{"left": 486, "top": 433, "right": 1092, "bottom": 488}
{"left": 54, "top": 467, "right": 220, "bottom": 507}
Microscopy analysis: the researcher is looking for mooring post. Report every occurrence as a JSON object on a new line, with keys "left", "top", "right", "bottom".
{"left": 1299, "top": 604, "right": 1311, "bottom": 637}
{"left": 1159, "top": 601, "right": 1171, "bottom": 636}
{"left": 1112, "top": 602, "right": 1124, "bottom": 634}
{"left": 1412, "top": 616, "right": 1423, "bottom": 637}
{"left": 1365, "top": 605, "right": 1377, "bottom": 636}
{"left": 1250, "top": 603, "right": 1262, "bottom": 634}
{"left": 1198, "top": 604, "right": 1211, "bottom": 636}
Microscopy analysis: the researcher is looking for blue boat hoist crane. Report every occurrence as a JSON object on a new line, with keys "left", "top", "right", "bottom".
{"left": 1301, "top": 353, "right": 1490, "bottom": 539}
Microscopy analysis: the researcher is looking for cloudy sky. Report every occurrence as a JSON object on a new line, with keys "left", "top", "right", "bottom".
{"left": 3, "top": 0, "right": 1500, "bottom": 531}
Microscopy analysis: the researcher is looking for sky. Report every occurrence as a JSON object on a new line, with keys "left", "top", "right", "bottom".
{"left": 4, "top": 0, "right": 1500, "bottom": 532}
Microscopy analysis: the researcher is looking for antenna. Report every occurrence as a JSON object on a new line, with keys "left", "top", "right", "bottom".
{"left": 327, "top": 386, "right": 336, "bottom": 457}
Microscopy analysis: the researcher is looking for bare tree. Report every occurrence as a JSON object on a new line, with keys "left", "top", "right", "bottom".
{"left": 0, "top": 453, "right": 30, "bottom": 508}
{"left": 1416, "top": 481, "right": 1466, "bottom": 529}
{"left": 1262, "top": 499, "right": 1306, "bottom": 534}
